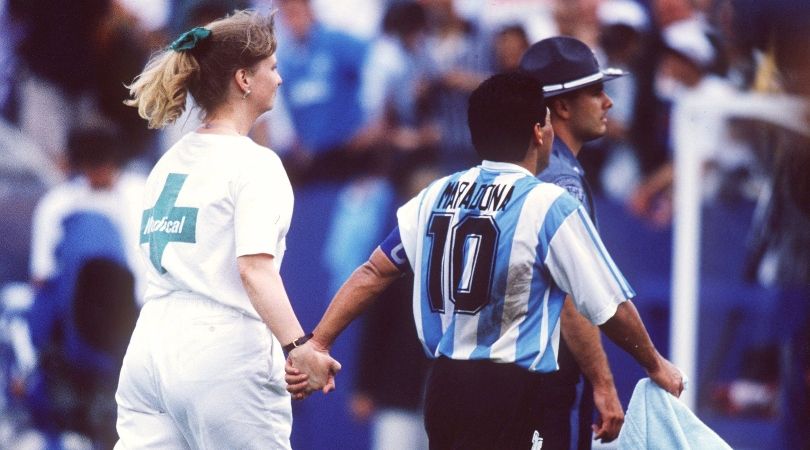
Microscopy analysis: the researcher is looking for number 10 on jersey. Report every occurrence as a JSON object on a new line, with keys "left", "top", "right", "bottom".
{"left": 425, "top": 212, "right": 500, "bottom": 315}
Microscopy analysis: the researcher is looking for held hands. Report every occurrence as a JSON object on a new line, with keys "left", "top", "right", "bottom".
{"left": 646, "top": 353, "right": 685, "bottom": 398}
{"left": 285, "top": 339, "right": 341, "bottom": 400}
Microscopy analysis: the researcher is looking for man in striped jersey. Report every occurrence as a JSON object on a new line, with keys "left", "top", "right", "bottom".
{"left": 518, "top": 36, "right": 628, "bottom": 449}
{"left": 287, "top": 72, "right": 683, "bottom": 450}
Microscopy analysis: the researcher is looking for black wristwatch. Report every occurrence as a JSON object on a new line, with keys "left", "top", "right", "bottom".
{"left": 283, "top": 333, "right": 314, "bottom": 355}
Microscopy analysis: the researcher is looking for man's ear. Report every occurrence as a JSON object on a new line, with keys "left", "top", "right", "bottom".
{"left": 533, "top": 122, "right": 544, "bottom": 147}
{"left": 550, "top": 98, "right": 569, "bottom": 121}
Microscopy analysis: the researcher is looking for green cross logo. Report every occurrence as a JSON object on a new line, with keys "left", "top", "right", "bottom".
{"left": 140, "top": 173, "right": 198, "bottom": 274}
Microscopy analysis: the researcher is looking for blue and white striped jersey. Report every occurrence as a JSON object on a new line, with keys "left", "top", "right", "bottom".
{"left": 396, "top": 160, "right": 634, "bottom": 372}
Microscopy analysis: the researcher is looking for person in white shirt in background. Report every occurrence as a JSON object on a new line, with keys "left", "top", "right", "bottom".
{"left": 629, "top": 18, "right": 740, "bottom": 226}
{"left": 29, "top": 128, "right": 147, "bottom": 303}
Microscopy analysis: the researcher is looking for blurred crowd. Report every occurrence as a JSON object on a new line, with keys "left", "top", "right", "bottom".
{"left": 0, "top": 0, "right": 808, "bottom": 449}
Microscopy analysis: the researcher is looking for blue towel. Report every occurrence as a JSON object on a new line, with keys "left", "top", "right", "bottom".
{"left": 617, "top": 378, "right": 733, "bottom": 450}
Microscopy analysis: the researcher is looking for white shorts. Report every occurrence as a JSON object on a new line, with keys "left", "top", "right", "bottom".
{"left": 114, "top": 295, "right": 292, "bottom": 449}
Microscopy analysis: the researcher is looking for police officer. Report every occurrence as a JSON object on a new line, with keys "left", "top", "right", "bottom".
{"left": 519, "top": 36, "right": 628, "bottom": 449}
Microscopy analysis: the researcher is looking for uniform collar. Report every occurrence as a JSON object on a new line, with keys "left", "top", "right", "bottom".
{"left": 552, "top": 138, "right": 586, "bottom": 176}
{"left": 480, "top": 160, "right": 534, "bottom": 178}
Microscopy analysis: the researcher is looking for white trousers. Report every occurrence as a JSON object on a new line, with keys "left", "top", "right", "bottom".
{"left": 115, "top": 295, "right": 291, "bottom": 449}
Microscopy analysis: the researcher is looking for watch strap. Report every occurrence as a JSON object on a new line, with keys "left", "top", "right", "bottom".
{"left": 283, "top": 332, "right": 314, "bottom": 354}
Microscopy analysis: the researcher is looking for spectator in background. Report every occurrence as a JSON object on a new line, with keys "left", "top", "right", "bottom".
{"left": 652, "top": 0, "right": 699, "bottom": 28}
{"left": 592, "top": 0, "right": 648, "bottom": 122}
{"left": 456, "top": 0, "right": 557, "bottom": 45}
{"left": 308, "top": 0, "right": 384, "bottom": 40}
{"left": 115, "top": 0, "right": 171, "bottom": 35}
{"left": 589, "top": 0, "right": 651, "bottom": 201}
{"left": 273, "top": 0, "right": 372, "bottom": 185}
{"left": 625, "top": 0, "right": 698, "bottom": 183}
{"left": 626, "top": 0, "right": 726, "bottom": 187}
{"left": 25, "top": 211, "right": 138, "bottom": 449}
{"left": 421, "top": 0, "right": 494, "bottom": 173}
{"left": 10, "top": 0, "right": 112, "bottom": 164}
{"left": 492, "top": 24, "right": 530, "bottom": 73}
{"left": 26, "top": 212, "right": 138, "bottom": 450}
{"left": 711, "top": 0, "right": 758, "bottom": 90}
{"left": 174, "top": 0, "right": 250, "bottom": 30}
{"left": 628, "top": 19, "right": 737, "bottom": 226}
{"left": 551, "top": 0, "right": 601, "bottom": 49}
{"left": 10, "top": 0, "right": 156, "bottom": 168}
{"left": 93, "top": 1, "right": 163, "bottom": 163}
{"left": 358, "top": 0, "right": 439, "bottom": 174}
{"left": 29, "top": 129, "right": 147, "bottom": 302}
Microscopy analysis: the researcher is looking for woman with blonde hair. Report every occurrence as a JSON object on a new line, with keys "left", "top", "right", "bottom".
{"left": 115, "top": 10, "right": 340, "bottom": 449}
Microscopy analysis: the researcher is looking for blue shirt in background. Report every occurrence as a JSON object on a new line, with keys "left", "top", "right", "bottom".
{"left": 277, "top": 24, "right": 368, "bottom": 155}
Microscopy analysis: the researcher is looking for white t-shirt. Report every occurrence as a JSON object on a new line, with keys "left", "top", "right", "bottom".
{"left": 139, "top": 132, "right": 293, "bottom": 319}
{"left": 30, "top": 171, "right": 147, "bottom": 299}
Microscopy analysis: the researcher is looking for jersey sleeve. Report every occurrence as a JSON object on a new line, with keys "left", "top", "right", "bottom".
{"left": 232, "top": 152, "right": 291, "bottom": 258}
{"left": 395, "top": 192, "right": 423, "bottom": 271}
{"left": 542, "top": 194, "right": 635, "bottom": 325}
{"left": 379, "top": 226, "right": 411, "bottom": 272}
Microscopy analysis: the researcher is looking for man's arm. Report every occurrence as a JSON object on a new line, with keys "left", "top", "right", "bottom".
{"left": 286, "top": 247, "right": 403, "bottom": 396}
{"left": 560, "top": 296, "right": 624, "bottom": 442}
{"left": 544, "top": 200, "right": 682, "bottom": 397}
{"left": 599, "top": 300, "right": 684, "bottom": 397}
{"left": 314, "top": 247, "right": 403, "bottom": 346}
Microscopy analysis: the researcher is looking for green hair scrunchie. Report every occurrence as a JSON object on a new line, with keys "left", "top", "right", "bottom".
{"left": 169, "top": 27, "right": 212, "bottom": 52}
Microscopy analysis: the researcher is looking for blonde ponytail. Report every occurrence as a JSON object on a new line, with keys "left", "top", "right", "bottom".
{"left": 125, "top": 50, "right": 199, "bottom": 129}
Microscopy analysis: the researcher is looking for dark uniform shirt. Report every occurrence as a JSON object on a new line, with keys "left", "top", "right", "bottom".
{"left": 539, "top": 138, "right": 597, "bottom": 224}
{"left": 533, "top": 137, "right": 597, "bottom": 450}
